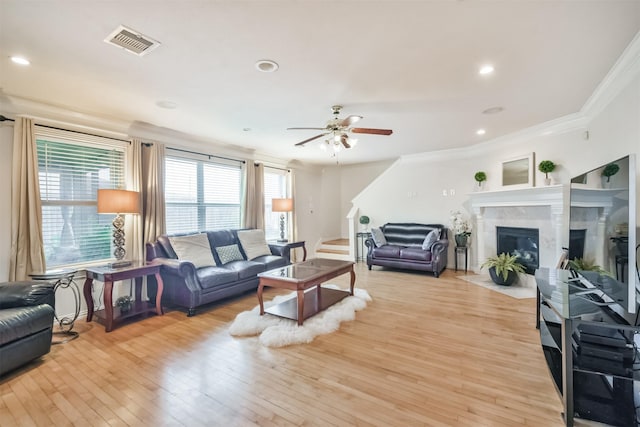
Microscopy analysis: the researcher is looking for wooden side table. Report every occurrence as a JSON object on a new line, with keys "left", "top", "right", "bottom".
{"left": 268, "top": 240, "right": 307, "bottom": 263}
{"left": 83, "top": 262, "right": 164, "bottom": 332}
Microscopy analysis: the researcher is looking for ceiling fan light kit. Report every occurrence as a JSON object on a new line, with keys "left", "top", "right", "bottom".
{"left": 288, "top": 105, "right": 393, "bottom": 151}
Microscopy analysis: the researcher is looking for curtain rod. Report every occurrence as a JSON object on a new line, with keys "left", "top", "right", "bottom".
{"left": 167, "top": 146, "right": 245, "bottom": 164}
{"left": 255, "top": 163, "right": 290, "bottom": 172}
{"left": 0, "top": 114, "right": 131, "bottom": 143}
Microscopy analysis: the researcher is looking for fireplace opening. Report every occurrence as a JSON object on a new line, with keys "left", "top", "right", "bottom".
{"left": 496, "top": 226, "right": 539, "bottom": 274}
{"left": 568, "top": 229, "right": 586, "bottom": 261}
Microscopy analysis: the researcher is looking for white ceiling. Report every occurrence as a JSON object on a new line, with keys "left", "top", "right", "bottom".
{"left": 1, "top": 1, "right": 639, "bottom": 165}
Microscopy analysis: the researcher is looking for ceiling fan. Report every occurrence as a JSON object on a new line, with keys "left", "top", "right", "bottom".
{"left": 288, "top": 105, "right": 393, "bottom": 150}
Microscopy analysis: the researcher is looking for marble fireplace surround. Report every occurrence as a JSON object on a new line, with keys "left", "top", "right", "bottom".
{"left": 468, "top": 185, "right": 617, "bottom": 273}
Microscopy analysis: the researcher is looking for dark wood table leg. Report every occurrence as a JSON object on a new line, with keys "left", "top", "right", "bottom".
{"left": 297, "top": 289, "right": 304, "bottom": 326}
{"left": 258, "top": 281, "right": 265, "bottom": 315}
{"left": 83, "top": 277, "right": 94, "bottom": 322}
{"left": 154, "top": 272, "right": 164, "bottom": 315}
{"left": 104, "top": 280, "right": 114, "bottom": 332}
{"left": 302, "top": 245, "right": 307, "bottom": 261}
{"left": 349, "top": 266, "right": 356, "bottom": 295}
{"left": 134, "top": 276, "right": 143, "bottom": 303}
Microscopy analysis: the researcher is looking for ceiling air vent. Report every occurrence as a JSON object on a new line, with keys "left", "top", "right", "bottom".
{"left": 104, "top": 25, "right": 161, "bottom": 56}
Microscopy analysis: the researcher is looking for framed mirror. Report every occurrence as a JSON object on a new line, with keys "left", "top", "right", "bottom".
{"left": 501, "top": 153, "right": 535, "bottom": 188}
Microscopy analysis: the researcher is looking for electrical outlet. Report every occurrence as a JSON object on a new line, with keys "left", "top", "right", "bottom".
{"left": 450, "top": 189, "right": 455, "bottom": 196}
{"left": 442, "top": 189, "right": 448, "bottom": 197}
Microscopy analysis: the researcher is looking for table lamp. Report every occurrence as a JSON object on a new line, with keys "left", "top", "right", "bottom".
{"left": 97, "top": 189, "right": 140, "bottom": 267}
{"left": 272, "top": 198, "right": 293, "bottom": 242}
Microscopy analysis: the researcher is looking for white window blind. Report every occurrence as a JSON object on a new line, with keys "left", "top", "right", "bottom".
{"left": 165, "top": 155, "right": 241, "bottom": 234}
{"left": 264, "top": 168, "right": 288, "bottom": 240}
{"left": 36, "top": 132, "right": 126, "bottom": 268}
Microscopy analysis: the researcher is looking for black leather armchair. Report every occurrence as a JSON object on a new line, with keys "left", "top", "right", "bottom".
{"left": 0, "top": 281, "right": 55, "bottom": 377}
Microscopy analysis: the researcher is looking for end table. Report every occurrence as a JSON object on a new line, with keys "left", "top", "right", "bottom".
{"left": 29, "top": 269, "right": 81, "bottom": 344}
{"left": 83, "top": 262, "right": 164, "bottom": 332}
{"left": 267, "top": 240, "right": 307, "bottom": 263}
{"left": 454, "top": 246, "right": 468, "bottom": 273}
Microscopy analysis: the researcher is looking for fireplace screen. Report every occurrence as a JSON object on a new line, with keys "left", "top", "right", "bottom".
{"left": 496, "top": 226, "right": 539, "bottom": 274}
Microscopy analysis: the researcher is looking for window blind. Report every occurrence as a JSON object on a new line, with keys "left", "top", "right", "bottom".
{"left": 165, "top": 156, "right": 241, "bottom": 234}
{"left": 264, "top": 168, "right": 288, "bottom": 240}
{"left": 36, "top": 136, "right": 126, "bottom": 268}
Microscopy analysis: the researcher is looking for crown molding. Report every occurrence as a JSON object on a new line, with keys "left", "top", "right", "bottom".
{"left": 581, "top": 30, "right": 640, "bottom": 119}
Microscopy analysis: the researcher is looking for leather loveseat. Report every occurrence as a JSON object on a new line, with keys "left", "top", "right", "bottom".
{"left": 0, "top": 281, "right": 55, "bottom": 377}
{"left": 146, "top": 229, "right": 289, "bottom": 316}
{"left": 365, "top": 223, "right": 449, "bottom": 277}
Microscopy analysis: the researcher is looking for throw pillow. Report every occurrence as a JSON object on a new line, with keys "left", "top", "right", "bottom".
{"left": 169, "top": 233, "right": 216, "bottom": 269}
{"left": 216, "top": 244, "right": 244, "bottom": 264}
{"left": 371, "top": 227, "right": 387, "bottom": 247}
{"left": 422, "top": 228, "right": 441, "bottom": 250}
{"left": 237, "top": 229, "right": 272, "bottom": 260}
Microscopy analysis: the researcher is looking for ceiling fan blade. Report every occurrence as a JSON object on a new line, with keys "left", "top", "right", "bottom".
{"left": 287, "top": 127, "right": 327, "bottom": 130}
{"left": 295, "top": 133, "right": 327, "bottom": 146}
{"left": 351, "top": 127, "right": 393, "bottom": 135}
{"left": 340, "top": 134, "right": 351, "bottom": 149}
{"left": 339, "top": 115, "right": 363, "bottom": 127}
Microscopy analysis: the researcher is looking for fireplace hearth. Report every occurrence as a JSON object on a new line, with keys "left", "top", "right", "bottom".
{"left": 496, "top": 226, "right": 539, "bottom": 274}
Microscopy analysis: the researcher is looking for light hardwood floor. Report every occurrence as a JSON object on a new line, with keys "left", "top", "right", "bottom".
{"left": 0, "top": 264, "right": 569, "bottom": 426}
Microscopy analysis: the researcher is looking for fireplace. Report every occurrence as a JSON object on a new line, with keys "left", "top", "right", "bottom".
{"left": 569, "top": 229, "right": 587, "bottom": 261}
{"left": 496, "top": 226, "right": 539, "bottom": 274}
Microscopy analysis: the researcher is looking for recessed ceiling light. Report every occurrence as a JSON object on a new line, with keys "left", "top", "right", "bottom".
{"left": 156, "top": 100, "right": 177, "bottom": 109}
{"left": 476, "top": 129, "right": 486, "bottom": 135}
{"left": 243, "top": 128, "right": 252, "bottom": 132}
{"left": 482, "top": 106, "right": 504, "bottom": 114}
{"left": 10, "top": 56, "right": 30, "bottom": 65}
{"left": 479, "top": 64, "right": 494, "bottom": 75}
{"left": 255, "top": 59, "right": 279, "bottom": 73}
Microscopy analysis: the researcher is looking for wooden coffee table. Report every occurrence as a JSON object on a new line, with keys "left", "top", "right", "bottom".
{"left": 257, "top": 258, "right": 355, "bottom": 325}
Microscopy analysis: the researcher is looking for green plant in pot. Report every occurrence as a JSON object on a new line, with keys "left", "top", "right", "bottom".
{"left": 481, "top": 252, "right": 526, "bottom": 286}
{"left": 567, "top": 258, "right": 610, "bottom": 276}
{"left": 359, "top": 215, "right": 370, "bottom": 231}
{"left": 602, "top": 163, "right": 620, "bottom": 183}
{"left": 538, "top": 160, "right": 555, "bottom": 185}
{"left": 474, "top": 171, "right": 487, "bottom": 189}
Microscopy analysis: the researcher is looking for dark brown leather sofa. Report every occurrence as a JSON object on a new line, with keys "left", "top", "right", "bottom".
{"left": 365, "top": 223, "right": 449, "bottom": 277}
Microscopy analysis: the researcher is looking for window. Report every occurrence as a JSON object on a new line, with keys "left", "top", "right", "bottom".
{"left": 36, "top": 129, "right": 126, "bottom": 268}
{"left": 165, "top": 155, "right": 242, "bottom": 234}
{"left": 264, "top": 168, "right": 288, "bottom": 240}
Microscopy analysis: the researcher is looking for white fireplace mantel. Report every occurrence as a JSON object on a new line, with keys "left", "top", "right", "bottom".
{"left": 467, "top": 184, "right": 621, "bottom": 272}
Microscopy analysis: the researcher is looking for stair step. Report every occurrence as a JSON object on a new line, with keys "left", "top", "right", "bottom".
{"left": 323, "top": 238, "right": 349, "bottom": 246}
{"left": 317, "top": 248, "right": 349, "bottom": 255}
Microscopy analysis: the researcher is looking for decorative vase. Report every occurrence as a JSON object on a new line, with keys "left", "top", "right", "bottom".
{"left": 489, "top": 267, "right": 518, "bottom": 286}
{"left": 454, "top": 234, "right": 468, "bottom": 247}
{"left": 544, "top": 177, "right": 551, "bottom": 186}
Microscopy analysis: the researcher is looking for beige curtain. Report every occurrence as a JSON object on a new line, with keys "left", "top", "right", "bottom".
{"left": 242, "top": 162, "right": 264, "bottom": 229}
{"left": 10, "top": 117, "right": 45, "bottom": 280}
{"left": 141, "top": 142, "right": 166, "bottom": 251}
{"left": 128, "top": 139, "right": 144, "bottom": 263}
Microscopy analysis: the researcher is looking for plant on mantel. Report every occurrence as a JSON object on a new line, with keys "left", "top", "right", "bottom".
{"left": 474, "top": 171, "right": 487, "bottom": 188}
{"left": 538, "top": 160, "right": 556, "bottom": 185}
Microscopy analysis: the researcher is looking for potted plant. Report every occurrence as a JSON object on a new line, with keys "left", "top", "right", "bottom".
{"left": 538, "top": 160, "right": 556, "bottom": 186}
{"left": 116, "top": 295, "right": 132, "bottom": 312}
{"left": 481, "top": 252, "right": 525, "bottom": 286}
{"left": 359, "top": 215, "right": 370, "bottom": 231}
{"left": 568, "top": 258, "right": 610, "bottom": 275}
{"left": 474, "top": 171, "right": 487, "bottom": 190}
{"left": 602, "top": 163, "right": 620, "bottom": 187}
{"left": 450, "top": 210, "right": 472, "bottom": 247}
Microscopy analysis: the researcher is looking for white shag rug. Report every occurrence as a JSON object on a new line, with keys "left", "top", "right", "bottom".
{"left": 457, "top": 273, "right": 537, "bottom": 299}
{"left": 229, "top": 285, "right": 372, "bottom": 347}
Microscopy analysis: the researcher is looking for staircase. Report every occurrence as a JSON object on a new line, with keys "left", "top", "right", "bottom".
{"left": 315, "top": 238, "right": 352, "bottom": 261}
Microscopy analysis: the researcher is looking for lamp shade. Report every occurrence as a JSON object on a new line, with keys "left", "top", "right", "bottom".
{"left": 272, "top": 198, "right": 293, "bottom": 213}
{"left": 97, "top": 189, "right": 140, "bottom": 214}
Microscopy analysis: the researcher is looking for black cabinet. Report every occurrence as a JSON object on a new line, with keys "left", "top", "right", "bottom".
{"left": 536, "top": 268, "right": 639, "bottom": 426}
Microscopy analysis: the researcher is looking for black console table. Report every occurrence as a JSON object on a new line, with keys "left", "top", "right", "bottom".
{"left": 535, "top": 268, "right": 639, "bottom": 426}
